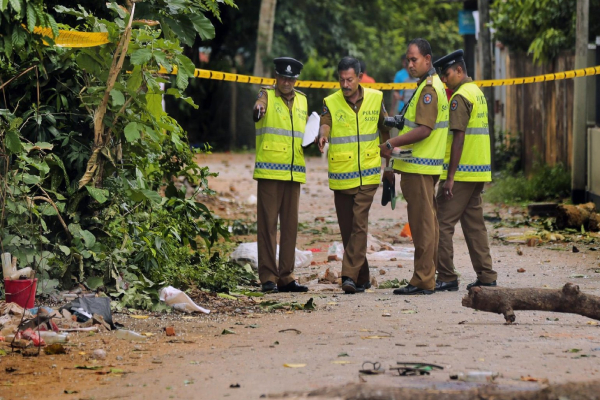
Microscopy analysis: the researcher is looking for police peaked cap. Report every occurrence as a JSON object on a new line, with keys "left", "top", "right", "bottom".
{"left": 274, "top": 57, "right": 303, "bottom": 78}
{"left": 433, "top": 49, "right": 465, "bottom": 73}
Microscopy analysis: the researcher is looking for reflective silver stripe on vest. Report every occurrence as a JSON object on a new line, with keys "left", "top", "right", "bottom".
{"left": 403, "top": 118, "right": 448, "bottom": 130}
{"left": 448, "top": 127, "right": 489, "bottom": 135}
{"left": 329, "top": 132, "right": 378, "bottom": 145}
{"left": 256, "top": 127, "right": 304, "bottom": 138}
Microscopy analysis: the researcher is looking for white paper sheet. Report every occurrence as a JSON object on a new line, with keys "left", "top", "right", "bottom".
{"left": 302, "top": 112, "right": 320, "bottom": 148}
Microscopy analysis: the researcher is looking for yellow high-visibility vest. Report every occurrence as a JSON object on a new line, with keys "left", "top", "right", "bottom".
{"left": 393, "top": 74, "right": 448, "bottom": 175}
{"left": 254, "top": 89, "right": 307, "bottom": 183}
{"left": 325, "top": 88, "right": 383, "bottom": 190}
{"left": 441, "top": 82, "right": 492, "bottom": 182}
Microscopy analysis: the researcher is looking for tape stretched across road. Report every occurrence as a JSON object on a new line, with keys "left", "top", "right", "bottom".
{"left": 32, "top": 26, "right": 600, "bottom": 89}
{"left": 186, "top": 65, "right": 600, "bottom": 90}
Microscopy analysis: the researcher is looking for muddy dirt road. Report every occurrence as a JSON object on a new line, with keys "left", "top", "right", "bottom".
{"left": 2, "top": 153, "right": 600, "bottom": 400}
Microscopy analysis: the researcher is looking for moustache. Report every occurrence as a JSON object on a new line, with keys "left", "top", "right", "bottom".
{"left": 342, "top": 88, "right": 351, "bottom": 91}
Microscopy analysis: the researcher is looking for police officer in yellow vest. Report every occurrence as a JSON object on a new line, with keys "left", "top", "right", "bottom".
{"left": 432, "top": 50, "right": 497, "bottom": 292}
{"left": 253, "top": 57, "right": 309, "bottom": 293}
{"left": 317, "top": 57, "right": 392, "bottom": 294}
{"left": 379, "top": 38, "right": 449, "bottom": 295}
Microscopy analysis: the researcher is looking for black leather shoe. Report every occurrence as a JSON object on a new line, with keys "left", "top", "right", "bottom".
{"left": 342, "top": 277, "right": 357, "bottom": 294}
{"left": 466, "top": 279, "right": 497, "bottom": 290}
{"left": 393, "top": 284, "right": 434, "bottom": 295}
{"left": 355, "top": 281, "right": 372, "bottom": 293}
{"left": 278, "top": 280, "right": 308, "bottom": 292}
{"left": 435, "top": 280, "right": 459, "bottom": 292}
{"left": 261, "top": 281, "right": 279, "bottom": 293}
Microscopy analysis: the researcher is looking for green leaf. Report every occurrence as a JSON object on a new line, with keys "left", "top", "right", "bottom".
{"left": 188, "top": 14, "right": 215, "bottom": 40}
{"left": 86, "top": 276, "right": 104, "bottom": 290}
{"left": 146, "top": 93, "right": 163, "bottom": 118}
{"left": 139, "top": 189, "right": 162, "bottom": 204}
{"left": 123, "top": 122, "right": 141, "bottom": 142}
{"left": 0, "top": 0, "right": 9, "bottom": 12}
{"left": 5, "top": 130, "right": 22, "bottom": 154}
{"left": 110, "top": 90, "right": 125, "bottom": 107}
{"left": 26, "top": 3, "right": 36, "bottom": 31}
{"left": 130, "top": 48, "right": 152, "bottom": 65}
{"left": 127, "top": 65, "right": 143, "bottom": 92}
{"left": 80, "top": 230, "right": 96, "bottom": 248}
{"left": 8, "top": 0, "right": 21, "bottom": 14}
{"left": 58, "top": 245, "right": 71, "bottom": 256}
{"left": 22, "top": 174, "right": 41, "bottom": 185}
{"left": 85, "top": 186, "right": 109, "bottom": 204}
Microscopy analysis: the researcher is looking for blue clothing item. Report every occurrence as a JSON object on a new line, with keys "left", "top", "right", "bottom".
{"left": 394, "top": 69, "right": 409, "bottom": 111}
{"left": 394, "top": 68, "right": 418, "bottom": 112}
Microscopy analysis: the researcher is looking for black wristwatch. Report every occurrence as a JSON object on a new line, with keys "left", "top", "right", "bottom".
{"left": 385, "top": 141, "right": 393, "bottom": 150}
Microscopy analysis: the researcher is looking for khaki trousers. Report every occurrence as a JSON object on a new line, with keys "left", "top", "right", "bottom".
{"left": 257, "top": 179, "right": 300, "bottom": 286}
{"left": 400, "top": 172, "right": 439, "bottom": 291}
{"left": 436, "top": 181, "right": 496, "bottom": 283}
{"left": 334, "top": 185, "right": 377, "bottom": 285}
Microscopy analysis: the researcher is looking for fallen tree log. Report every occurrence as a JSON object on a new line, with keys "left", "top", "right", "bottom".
{"left": 461, "top": 283, "right": 600, "bottom": 324}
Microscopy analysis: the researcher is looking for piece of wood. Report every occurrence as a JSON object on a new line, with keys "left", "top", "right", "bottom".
{"left": 461, "top": 283, "right": 600, "bottom": 324}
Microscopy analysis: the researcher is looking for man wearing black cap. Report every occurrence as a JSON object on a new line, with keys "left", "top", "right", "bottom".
{"left": 432, "top": 50, "right": 497, "bottom": 292}
{"left": 317, "top": 56, "right": 392, "bottom": 294}
{"left": 252, "top": 57, "right": 309, "bottom": 293}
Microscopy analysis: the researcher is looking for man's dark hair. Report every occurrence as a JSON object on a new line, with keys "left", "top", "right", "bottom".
{"left": 338, "top": 57, "right": 361, "bottom": 76}
{"left": 450, "top": 60, "right": 468, "bottom": 75}
{"left": 408, "top": 38, "right": 432, "bottom": 57}
{"left": 359, "top": 60, "right": 367, "bottom": 73}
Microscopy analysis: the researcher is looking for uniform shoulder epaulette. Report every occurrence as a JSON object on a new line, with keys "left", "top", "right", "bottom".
{"left": 294, "top": 88, "right": 306, "bottom": 96}
{"left": 426, "top": 76, "right": 433, "bottom": 86}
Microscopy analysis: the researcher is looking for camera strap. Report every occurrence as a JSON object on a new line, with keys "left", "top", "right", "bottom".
{"left": 398, "top": 74, "right": 429, "bottom": 117}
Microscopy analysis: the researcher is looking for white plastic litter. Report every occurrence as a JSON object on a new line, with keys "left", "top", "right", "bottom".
{"left": 246, "top": 195, "right": 257, "bottom": 205}
{"left": 327, "top": 241, "right": 344, "bottom": 260}
{"left": 366, "top": 247, "right": 414, "bottom": 261}
{"left": 230, "top": 242, "right": 313, "bottom": 271}
{"left": 159, "top": 286, "right": 210, "bottom": 314}
{"left": 2, "top": 252, "right": 14, "bottom": 279}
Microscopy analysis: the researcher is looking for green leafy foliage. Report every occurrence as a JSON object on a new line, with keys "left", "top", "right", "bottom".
{"left": 484, "top": 163, "right": 571, "bottom": 204}
{"left": 491, "top": 0, "right": 600, "bottom": 62}
{"left": 0, "top": 0, "right": 240, "bottom": 308}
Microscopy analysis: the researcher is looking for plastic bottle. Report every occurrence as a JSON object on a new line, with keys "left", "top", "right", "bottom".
{"left": 39, "top": 331, "right": 69, "bottom": 344}
{"left": 453, "top": 371, "right": 498, "bottom": 382}
{"left": 115, "top": 329, "right": 146, "bottom": 341}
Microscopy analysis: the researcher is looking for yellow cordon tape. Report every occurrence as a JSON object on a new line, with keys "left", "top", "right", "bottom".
{"left": 34, "top": 26, "right": 600, "bottom": 90}
{"left": 183, "top": 65, "right": 600, "bottom": 90}
{"left": 33, "top": 27, "right": 110, "bottom": 48}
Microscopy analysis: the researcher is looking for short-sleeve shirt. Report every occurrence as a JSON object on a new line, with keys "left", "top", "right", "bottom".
{"left": 413, "top": 70, "right": 439, "bottom": 130}
{"left": 320, "top": 85, "right": 390, "bottom": 140}
{"left": 448, "top": 77, "right": 474, "bottom": 132}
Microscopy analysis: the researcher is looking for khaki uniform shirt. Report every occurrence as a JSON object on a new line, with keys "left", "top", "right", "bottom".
{"left": 413, "top": 68, "right": 439, "bottom": 130}
{"left": 448, "top": 77, "right": 474, "bottom": 132}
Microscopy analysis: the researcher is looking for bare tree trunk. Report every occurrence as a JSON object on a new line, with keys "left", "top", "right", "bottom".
{"left": 253, "top": 0, "right": 277, "bottom": 78}
{"left": 478, "top": 0, "right": 496, "bottom": 170}
{"left": 462, "top": 283, "right": 600, "bottom": 324}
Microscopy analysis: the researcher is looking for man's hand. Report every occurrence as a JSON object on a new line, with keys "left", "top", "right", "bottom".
{"left": 254, "top": 104, "right": 265, "bottom": 121}
{"left": 382, "top": 170, "right": 394, "bottom": 184}
{"left": 442, "top": 178, "right": 454, "bottom": 200}
{"left": 317, "top": 135, "right": 328, "bottom": 154}
{"left": 379, "top": 142, "right": 392, "bottom": 159}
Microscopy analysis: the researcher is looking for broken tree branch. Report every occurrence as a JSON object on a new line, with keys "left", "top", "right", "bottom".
{"left": 461, "top": 283, "right": 600, "bottom": 324}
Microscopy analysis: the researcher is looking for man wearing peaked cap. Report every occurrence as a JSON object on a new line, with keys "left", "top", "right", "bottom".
{"left": 433, "top": 49, "right": 498, "bottom": 293}
{"left": 252, "top": 57, "right": 309, "bottom": 294}
{"left": 273, "top": 57, "right": 303, "bottom": 78}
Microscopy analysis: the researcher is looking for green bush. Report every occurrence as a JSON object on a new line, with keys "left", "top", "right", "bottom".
{"left": 484, "top": 163, "right": 571, "bottom": 204}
